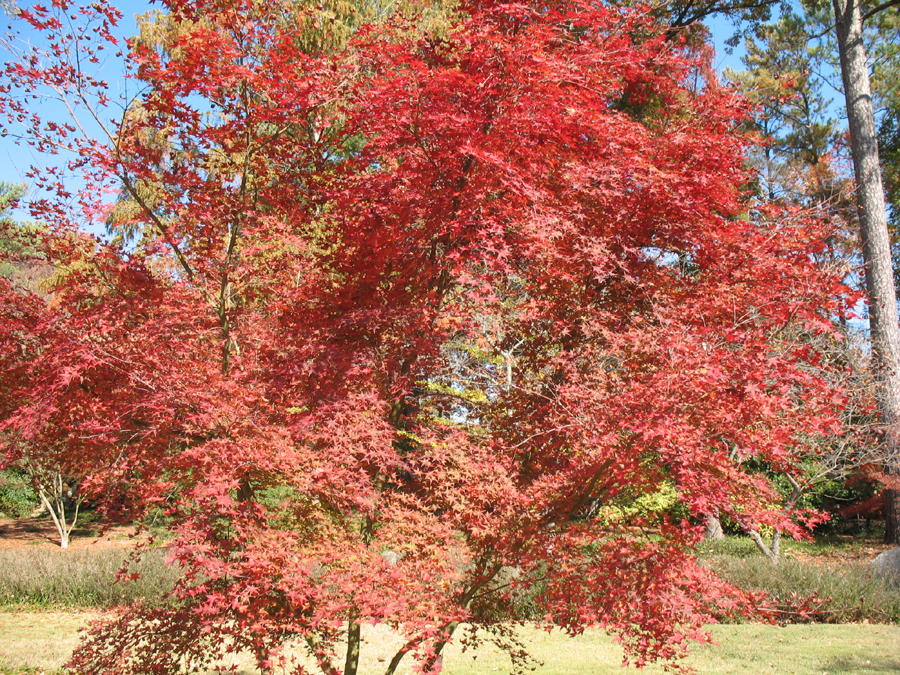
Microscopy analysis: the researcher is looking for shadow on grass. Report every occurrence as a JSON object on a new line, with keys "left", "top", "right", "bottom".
{"left": 822, "top": 655, "right": 900, "bottom": 673}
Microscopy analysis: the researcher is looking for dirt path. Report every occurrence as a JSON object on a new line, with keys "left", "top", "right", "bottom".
{"left": 781, "top": 534, "right": 895, "bottom": 566}
{"left": 0, "top": 516, "right": 140, "bottom": 550}
{"left": 786, "top": 544, "right": 893, "bottom": 565}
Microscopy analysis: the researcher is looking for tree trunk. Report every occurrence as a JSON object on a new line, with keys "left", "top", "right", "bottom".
{"left": 36, "top": 473, "right": 81, "bottom": 550}
{"left": 832, "top": 0, "right": 900, "bottom": 545}
{"left": 748, "top": 529, "right": 780, "bottom": 565}
{"left": 344, "top": 620, "right": 361, "bottom": 675}
{"left": 886, "top": 483, "right": 900, "bottom": 543}
{"left": 38, "top": 488, "right": 69, "bottom": 549}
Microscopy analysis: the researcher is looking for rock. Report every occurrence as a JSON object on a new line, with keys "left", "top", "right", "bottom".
{"left": 704, "top": 514, "right": 725, "bottom": 541}
{"left": 871, "top": 547, "right": 900, "bottom": 584}
{"left": 380, "top": 549, "right": 400, "bottom": 567}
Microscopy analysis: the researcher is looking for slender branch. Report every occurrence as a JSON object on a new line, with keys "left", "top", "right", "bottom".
{"left": 69, "top": 493, "right": 83, "bottom": 540}
{"left": 37, "top": 480, "right": 74, "bottom": 549}
{"left": 808, "top": 22, "right": 837, "bottom": 40}
{"left": 37, "top": 488, "right": 61, "bottom": 535}
{"left": 468, "top": 570, "right": 549, "bottom": 603}
{"left": 747, "top": 528, "right": 779, "bottom": 564}
{"left": 304, "top": 634, "right": 341, "bottom": 675}
{"left": 117, "top": 173, "right": 199, "bottom": 284}
{"left": 811, "top": 0, "right": 899, "bottom": 38}
{"left": 568, "top": 459, "right": 614, "bottom": 520}
{"left": 422, "top": 622, "right": 460, "bottom": 673}
{"left": 784, "top": 473, "right": 805, "bottom": 504}
{"left": 217, "top": 83, "right": 255, "bottom": 375}
{"left": 861, "top": 0, "right": 900, "bottom": 21}
{"left": 384, "top": 638, "right": 419, "bottom": 675}
{"left": 383, "top": 566, "right": 502, "bottom": 675}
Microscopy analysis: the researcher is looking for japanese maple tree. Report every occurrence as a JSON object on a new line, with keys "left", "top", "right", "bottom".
{"left": 0, "top": 0, "right": 851, "bottom": 672}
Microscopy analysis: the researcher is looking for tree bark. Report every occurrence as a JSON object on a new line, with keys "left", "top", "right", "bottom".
{"left": 885, "top": 483, "right": 900, "bottom": 543}
{"left": 832, "top": 0, "right": 900, "bottom": 545}
{"left": 35, "top": 473, "right": 81, "bottom": 549}
{"left": 344, "top": 619, "right": 361, "bottom": 675}
{"left": 748, "top": 528, "right": 780, "bottom": 564}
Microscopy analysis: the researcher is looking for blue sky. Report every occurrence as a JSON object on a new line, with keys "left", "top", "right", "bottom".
{"left": 0, "top": 1, "right": 151, "bottom": 206}
{"left": 0, "top": 2, "right": 820, "bottom": 229}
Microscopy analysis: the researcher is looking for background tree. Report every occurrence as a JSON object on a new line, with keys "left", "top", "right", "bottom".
{"left": 633, "top": 0, "right": 900, "bottom": 548}
{"left": 0, "top": 183, "right": 41, "bottom": 520}
{"left": 0, "top": 182, "right": 87, "bottom": 547}
{"left": 719, "top": 15, "right": 890, "bottom": 560}
{"left": 725, "top": 15, "right": 841, "bottom": 203}
{"left": 869, "top": 6, "right": 900, "bottom": 293}
{"left": 829, "top": 0, "right": 900, "bottom": 545}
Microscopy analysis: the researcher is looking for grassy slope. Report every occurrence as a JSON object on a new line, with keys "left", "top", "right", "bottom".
{"left": 2, "top": 615, "right": 899, "bottom": 675}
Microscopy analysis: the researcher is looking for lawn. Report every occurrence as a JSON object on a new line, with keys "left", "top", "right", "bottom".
{"left": 1, "top": 520, "right": 897, "bottom": 674}
{"left": 2, "top": 614, "right": 899, "bottom": 675}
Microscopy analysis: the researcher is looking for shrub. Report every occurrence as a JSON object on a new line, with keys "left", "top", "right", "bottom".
{"left": 0, "top": 547, "right": 179, "bottom": 609}
{"left": 706, "top": 554, "right": 900, "bottom": 624}
{"left": 0, "top": 468, "right": 39, "bottom": 518}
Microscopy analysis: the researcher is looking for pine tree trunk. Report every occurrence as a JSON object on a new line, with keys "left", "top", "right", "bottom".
{"left": 832, "top": 0, "right": 900, "bottom": 545}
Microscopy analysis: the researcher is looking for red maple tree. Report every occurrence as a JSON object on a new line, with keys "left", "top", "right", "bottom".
{"left": 0, "top": 0, "right": 851, "bottom": 672}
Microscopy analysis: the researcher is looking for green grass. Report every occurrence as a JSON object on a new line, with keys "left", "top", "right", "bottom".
{"left": 0, "top": 547, "right": 179, "bottom": 609}
{"left": 0, "top": 612, "right": 95, "bottom": 674}
{"left": 1, "top": 615, "right": 899, "bottom": 675}
{"left": 695, "top": 532, "right": 886, "bottom": 559}
{"left": 442, "top": 624, "right": 900, "bottom": 675}
{"left": 1, "top": 532, "right": 896, "bottom": 673}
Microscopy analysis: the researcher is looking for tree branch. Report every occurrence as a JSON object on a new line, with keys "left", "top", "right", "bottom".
{"left": 384, "top": 638, "right": 419, "bottom": 675}
{"left": 747, "top": 528, "right": 779, "bottom": 564}
{"left": 861, "top": 0, "right": 900, "bottom": 21}
{"left": 304, "top": 634, "right": 341, "bottom": 675}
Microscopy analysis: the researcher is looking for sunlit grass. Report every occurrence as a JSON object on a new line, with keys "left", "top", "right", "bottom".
{"left": 1, "top": 534, "right": 897, "bottom": 673}
{"left": 2, "top": 615, "right": 899, "bottom": 675}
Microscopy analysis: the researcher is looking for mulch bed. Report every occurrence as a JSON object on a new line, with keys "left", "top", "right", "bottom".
{"left": 782, "top": 537, "right": 895, "bottom": 566}
{"left": 0, "top": 516, "right": 139, "bottom": 550}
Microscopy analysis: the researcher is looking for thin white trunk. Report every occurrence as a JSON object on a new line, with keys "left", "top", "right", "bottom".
{"left": 748, "top": 529, "right": 780, "bottom": 565}
{"left": 36, "top": 474, "right": 81, "bottom": 549}
{"left": 38, "top": 487, "right": 68, "bottom": 549}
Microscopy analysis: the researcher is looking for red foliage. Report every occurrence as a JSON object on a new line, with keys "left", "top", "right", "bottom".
{"left": 837, "top": 492, "right": 884, "bottom": 518}
{"left": 0, "top": 0, "right": 851, "bottom": 672}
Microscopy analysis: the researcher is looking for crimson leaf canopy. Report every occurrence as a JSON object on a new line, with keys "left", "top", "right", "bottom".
{"left": 0, "top": 0, "right": 850, "bottom": 672}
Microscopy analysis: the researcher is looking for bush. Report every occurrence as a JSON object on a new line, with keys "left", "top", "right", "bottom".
{"left": 0, "top": 468, "right": 39, "bottom": 518}
{"left": 706, "top": 554, "right": 900, "bottom": 624}
{"left": 0, "top": 547, "right": 180, "bottom": 609}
